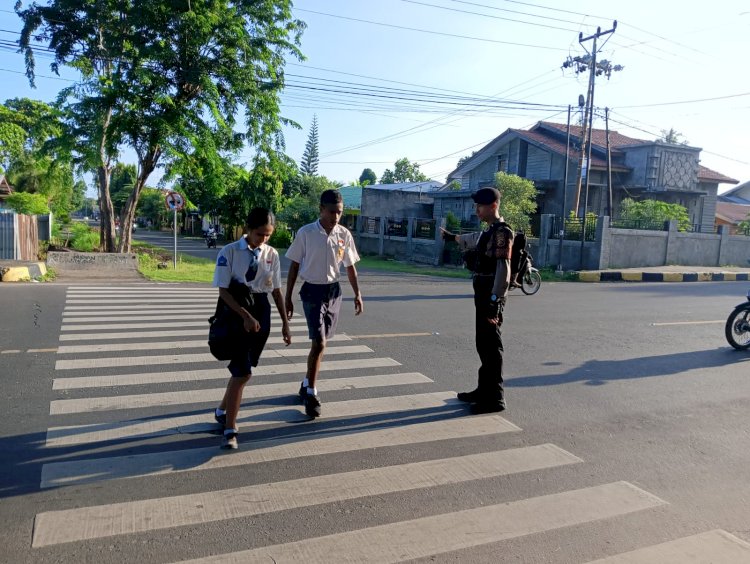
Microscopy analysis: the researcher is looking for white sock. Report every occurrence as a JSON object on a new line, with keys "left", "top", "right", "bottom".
{"left": 215, "top": 408, "right": 226, "bottom": 416}
{"left": 302, "top": 378, "right": 309, "bottom": 387}
{"left": 224, "top": 428, "right": 237, "bottom": 436}
{"left": 307, "top": 387, "right": 317, "bottom": 396}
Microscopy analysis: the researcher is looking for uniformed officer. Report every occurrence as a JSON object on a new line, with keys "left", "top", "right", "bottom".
{"left": 285, "top": 189, "right": 363, "bottom": 418}
{"left": 441, "top": 187, "right": 513, "bottom": 414}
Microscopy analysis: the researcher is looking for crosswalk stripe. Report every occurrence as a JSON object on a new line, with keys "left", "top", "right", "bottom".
{"left": 585, "top": 530, "right": 750, "bottom": 563}
{"left": 172, "top": 482, "right": 665, "bottom": 564}
{"left": 46, "top": 391, "right": 457, "bottom": 446}
{"left": 66, "top": 289, "right": 217, "bottom": 293}
{"left": 62, "top": 320, "right": 209, "bottom": 331}
{"left": 63, "top": 309, "right": 214, "bottom": 317}
{"left": 60, "top": 323, "right": 302, "bottom": 341}
{"left": 66, "top": 286, "right": 215, "bottom": 291}
{"left": 60, "top": 318, "right": 307, "bottom": 331}
{"left": 32, "top": 444, "right": 582, "bottom": 547}
{"left": 64, "top": 304, "right": 219, "bottom": 311}
{"left": 61, "top": 315, "right": 308, "bottom": 324}
{"left": 56, "top": 332, "right": 321, "bottom": 354}
{"left": 52, "top": 358, "right": 402, "bottom": 390}
{"left": 65, "top": 299, "right": 218, "bottom": 304}
{"left": 40, "top": 415, "right": 518, "bottom": 488}
{"left": 66, "top": 292, "right": 215, "bottom": 298}
{"left": 49, "top": 372, "right": 431, "bottom": 414}
{"left": 54, "top": 345, "right": 374, "bottom": 370}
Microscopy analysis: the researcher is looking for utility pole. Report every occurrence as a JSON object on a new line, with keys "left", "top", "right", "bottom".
{"left": 561, "top": 21, "right": 621, "bottom": 217}
{"left": 605, "top": 107, "right": 613, "bottom": 218}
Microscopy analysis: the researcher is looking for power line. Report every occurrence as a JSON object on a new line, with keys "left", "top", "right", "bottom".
{"left": 294, "top": 8, "right": 567, "bottom": 51}
{"left": 618, "top": 91, "right": 750, "bottom": 109}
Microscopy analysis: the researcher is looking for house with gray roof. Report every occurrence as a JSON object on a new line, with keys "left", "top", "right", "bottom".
{"left": 444, "top": 121, "right": 739, "bottom": 233}
{"left": 718, "top": 179, "right": 750, "bottom": 205}
{"left": 0, "top": 175, "right": 13, "bottom": 209}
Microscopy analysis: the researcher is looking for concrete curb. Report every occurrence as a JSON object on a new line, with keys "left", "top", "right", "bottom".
{"left": 577, "top": 271, "right": 750, "bottom": 283}
{"left": 0, "top": 262, "right": 48, "bottom": 282}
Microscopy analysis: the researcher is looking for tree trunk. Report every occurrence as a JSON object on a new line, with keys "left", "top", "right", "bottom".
{"left": 117, "top": 147, "right": 161, "bottom": 253}
{"left": 97, "top": 165, "right": 117, "bottom": 252}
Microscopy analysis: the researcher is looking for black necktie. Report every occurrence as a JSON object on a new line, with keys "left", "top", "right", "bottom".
{"left": 245, "top": 247, "right": 261, "bottom": 283}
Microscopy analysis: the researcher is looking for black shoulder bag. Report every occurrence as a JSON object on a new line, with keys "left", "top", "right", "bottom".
{"left": 208, "top": 280, "right": 254, "bottom": 361}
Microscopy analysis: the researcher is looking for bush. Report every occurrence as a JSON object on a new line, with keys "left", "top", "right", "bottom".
{"left": 70, "top": 223, "right": 100, "bottom": 252}
{"left": 269, "top": 225, "right": 292, "bottom": 249}
{"left": 5, "top": 192, "right": 50, "bottom": 215}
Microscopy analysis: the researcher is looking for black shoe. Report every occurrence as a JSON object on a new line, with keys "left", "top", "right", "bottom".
{"left": 457, "top": 389, "right": 482, "bottom": 403}
{"left": 469, "top": 401, "right": 506, "bottom": 415}
{"left": 305, "top": 394, "right": 322, "bottom": 418}
{"left": 214, "top": 409, "right": 227, "bottom": 427}
{"left": 221, "top": 431, "right": 239, "bottom": 450}
{"left": 299, "top": 382, "right": 308, "bottom": 403}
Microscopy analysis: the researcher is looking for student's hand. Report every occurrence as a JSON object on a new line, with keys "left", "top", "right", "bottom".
{"left": 281, "top": 322, "right": 292, "bottom": 346}
{"left": 354, "top": 293, "right": 364, "bottom": 315}
{"left": 243, "top": 314, "right": 260, "bottom": 333}
{"left": 439, "top": 227, "right": 456, "bottom": 242}
{"left": 285, "top": 297, "right": 294, "bottom": 320}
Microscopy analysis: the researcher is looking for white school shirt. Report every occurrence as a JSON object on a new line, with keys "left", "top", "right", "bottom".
{"left": 212, "top": 237, "right": 281, "bottom": 293}
{"left": 285, "top": 220, "right": 360, "bottom": 284}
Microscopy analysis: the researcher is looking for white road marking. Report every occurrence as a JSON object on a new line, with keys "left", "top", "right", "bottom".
{"left": 40, "top": 413, "right": 514, "bottom": 489}
{"left": 56, "top": 332, "right": 323, "bottom": 354}
{"left": 651, "top": 320, "right": 724, "bottom": 326}
{"left": 49, "top": 372, "right": 431, "bottom": 414}
{"left": 52, "top": 358, "right": 401, "bottom": 390}
{"left": 54, "top": 345, "right": 373, "bottom": 370}
{"left": 173, "top": 482, "right": 665, "bottom": 564}
{"left": 46, "top": 391, "right": 457, "bottom": 446}
{"left": 585, "top": 529, "right": 750, "bottom": 563}
{"left": 33, "top": 445, "right": 581, "bottom": 547}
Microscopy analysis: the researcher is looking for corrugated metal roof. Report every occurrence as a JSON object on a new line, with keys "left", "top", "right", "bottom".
{"left": 365, "top": 181, "right": 443, "bottom": 193}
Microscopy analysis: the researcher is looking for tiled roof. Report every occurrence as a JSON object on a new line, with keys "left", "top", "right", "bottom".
{"left": 0, "top": 175, "right": 13, "bottom": 197}
{"left": 697, "top": 165, "right": 739, "bottom": 184}
{"left": 511, "top": 129, "right": 629, "bottom": 170}
{"left": 536, "top": 121, "right": 649, "bottom": 148}
{"left": 716, "top": 202, "right": 750, "bottom": 223}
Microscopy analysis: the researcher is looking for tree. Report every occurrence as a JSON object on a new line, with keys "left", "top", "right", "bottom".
{"left": 358, "top": 167, "right": 377, "bottom": 186}
{"left": 620, "top": 198, "right": 691, "bottom": 231}
{"left": 456, "top": 151, "right": 477, "bottom": 169}
{"left": 19, "top": 1, "right": 305, "bottom": 252}
{"left": 658, "top": 128, "right": 688, "bottom": 145}
{"left": 300, "top": 114, "right": 319, "bottom": 176}
{"left": 109, "top": 163, "right": 137, "bottom": 217}
{"left": 278, "top": 174, "right": 342, "bottom": 232}
{"left": 4, "top": 192, "right": 50, "bottom": 215}
{"left": 380, "top": 157, "right": 429, "bottom": 184}
{"left": 494, "top": 172, "right": 537, "bottom": 233}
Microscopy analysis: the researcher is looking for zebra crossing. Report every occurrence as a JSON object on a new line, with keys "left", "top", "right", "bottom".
{"left": 32, "top": 284, "right": 750, "bottom": 562}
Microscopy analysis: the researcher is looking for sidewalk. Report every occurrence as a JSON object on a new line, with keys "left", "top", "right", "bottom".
{"left": 577, "top": 265, "right": 750, "bottom": 283}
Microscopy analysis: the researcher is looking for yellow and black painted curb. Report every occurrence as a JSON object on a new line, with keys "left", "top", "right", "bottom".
{"left": 578, "top": 271, "right": 750, "bottom": 283}
{"left": 0, "top": 262, "right": 47, "bottom": 282}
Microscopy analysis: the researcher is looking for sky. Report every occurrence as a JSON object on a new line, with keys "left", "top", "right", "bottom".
{"left": 2, "top": 0, "right": 750, "bottom": 195}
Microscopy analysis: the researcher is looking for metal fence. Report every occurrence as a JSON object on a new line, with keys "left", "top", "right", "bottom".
{"left": 412, "top": 218, "right": 436, "bottom": 240}
{"left": 548, "top": 216, "right": 597, "bottom": 242}
{"left": 610, "top": 218, "right": 668, "bottom": 231}
{"left": 0, "top": 211, "right": 39, "bottom": 260}
{"left": 359, "top": 216, "right": 381, "bottom": 235}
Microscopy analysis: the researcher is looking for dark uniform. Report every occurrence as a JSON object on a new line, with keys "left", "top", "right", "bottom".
{"left": 451, "top": 189, "right": 514, "bottom": 413}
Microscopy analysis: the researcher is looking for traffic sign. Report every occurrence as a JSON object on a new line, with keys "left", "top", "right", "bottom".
{"left": 165, "top": 191, "right": 185, "bottom": 211}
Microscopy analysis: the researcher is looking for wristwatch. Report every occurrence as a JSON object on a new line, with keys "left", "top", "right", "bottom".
{"left": 490, "top": 294, "right": 498, "bottom": 302}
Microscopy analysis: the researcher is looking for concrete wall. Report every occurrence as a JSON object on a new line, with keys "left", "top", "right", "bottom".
{"left": 608, "top": 229, "right": 668, "bottom": 268}
{"left": 47, "top": 251, "right": 139, "bottom": 272}
{"left": 361, "top": 188, "right": 435, "bottom": 219}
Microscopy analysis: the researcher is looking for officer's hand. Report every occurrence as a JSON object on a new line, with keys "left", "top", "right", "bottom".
{"left": 439, "top": 227, "right": 456, "bottom": 242}
{"left": 354, "top": 294, "right": 364, "bottom": 315}
{"left": 243, "top": 314, "right": 260, "bottom": 333}
{"left": 486, "top": 300, "right": 503, "bottom": 325}
{"left": 285, "top": 297, "right": 294, "bottom": 320}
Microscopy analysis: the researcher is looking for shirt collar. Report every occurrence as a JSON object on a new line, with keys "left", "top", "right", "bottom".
{"left": 239, "top": 236, "right": 263, "bottom": 254}
{"left": 317, "top": 219, "right": 341, "bottom": 236}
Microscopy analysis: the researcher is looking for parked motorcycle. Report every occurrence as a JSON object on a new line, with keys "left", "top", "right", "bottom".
{"left": 205, "top": 231, "right": 218, "bottom": 249}
{"left": 725, "top": 289, "right": 750, "bottom": 350}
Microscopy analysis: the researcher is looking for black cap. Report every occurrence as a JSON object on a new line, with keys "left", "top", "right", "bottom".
{"left": 471, "top": 188, "right": 501, "bottom": 205}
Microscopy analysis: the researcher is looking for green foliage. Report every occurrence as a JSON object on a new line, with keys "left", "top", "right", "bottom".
{"left": 444, "top": 211, "right": 461, "bottom": 233}
{"left": 381, "top": 158, "right": 429, "bottom": 184}
{"left": 564, "top": 210, "right": 597, "bottom": 241}
{"left": 277, "top": 174, "right": 342, "bottom": 232}
{"left": 494, "top": 172, "right": 537, "bottom": 233}
{"left": 137, "top": 187, "right": 169, "bottom": 228}
{"left": 300, "top": 115, "right": 319, "bottom": 176}
{"left": 448, "top": 180, "right": 461, "bottom": 191}
{"left": 658, "top": 128, "right": 688, "bottom": 145}
{"left": 4, "top": 192, "right": 50, "bottom": 215}
{"left": 738, "top": 214, "right": 750, "bottom": 236}
{"left": 359, "top": 168, "right": 377, "bottom": 186}
{"left": 69, "top": 223, "right": 99, "bottom": 252}
{"left": 268, "top": 225, "right": 292, "bottom": 249}
{"left": 110, "top": 163, "right": 137, "bottom": 216}
{"left": 620, "top": 198, "right": 691, "bottom": 231}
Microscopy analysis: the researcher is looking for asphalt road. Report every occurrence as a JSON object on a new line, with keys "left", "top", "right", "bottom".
{"left": 1, "top": 273, "right": 750, "bottom": 563}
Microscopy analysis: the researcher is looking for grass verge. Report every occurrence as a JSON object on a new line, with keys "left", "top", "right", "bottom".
{"left": 134, "top": 241, "right": 215, "bottom": 283}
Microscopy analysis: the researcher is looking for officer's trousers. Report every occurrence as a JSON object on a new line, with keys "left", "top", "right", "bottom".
{"left": 472, "top": 275, "right": 505, "bottom": 401}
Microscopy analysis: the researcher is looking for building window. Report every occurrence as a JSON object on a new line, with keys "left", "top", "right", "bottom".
{"left": 497, "top": 155, "right": 505, "bottom": 172}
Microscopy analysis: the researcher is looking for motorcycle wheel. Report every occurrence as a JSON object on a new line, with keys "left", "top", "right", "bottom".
{"left": 725, "top": 305, "right": 750, "bottom": 350}
{"left": 521, "top": 268, "right": 542, "bottom": 295}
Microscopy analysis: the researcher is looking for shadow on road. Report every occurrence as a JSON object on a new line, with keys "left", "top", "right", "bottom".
{"left": 507, "top": 347, "right": 750, "bottom": 388}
